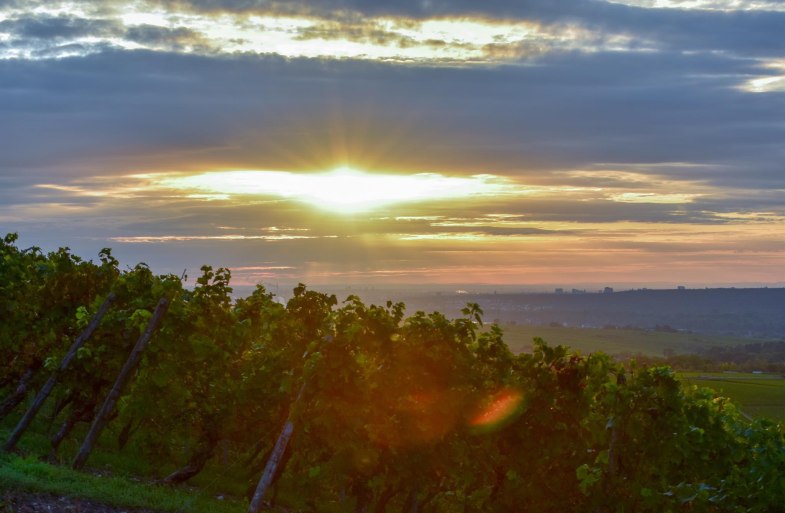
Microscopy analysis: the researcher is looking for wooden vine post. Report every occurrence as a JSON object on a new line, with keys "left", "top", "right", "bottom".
{"left": 247, "top": 381, "right": 308, "bottom": 513}
{"left": 248, "top": 419, "right": 295, "bottom": 513}
{"left": 72, "top": 297, "right": 169, "bottom": 470}
{"left": 3, "top": 293, "right": 116, "bottom": 452}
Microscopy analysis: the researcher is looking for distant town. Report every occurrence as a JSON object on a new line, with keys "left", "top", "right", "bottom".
{"left": 554, "top": 285, "right": 688, "bottom": 294}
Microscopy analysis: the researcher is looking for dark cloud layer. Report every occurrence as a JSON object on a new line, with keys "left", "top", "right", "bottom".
{"left": 1, "top": 48, "right": 782, "bottom": 187}
{"left": 0, "top": 15, "right": 121, "bottom": 40}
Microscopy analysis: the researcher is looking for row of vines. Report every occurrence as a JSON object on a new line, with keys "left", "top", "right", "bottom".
{"left": 1, "top": 232, "right": 784, "bottom": 513}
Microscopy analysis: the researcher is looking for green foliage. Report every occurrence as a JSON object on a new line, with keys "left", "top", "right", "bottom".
{"left": 0, "top": 233, "right": 119, "bottom": 400}
{"left": 3, "top": 232, "right": 785, "bottom": 513}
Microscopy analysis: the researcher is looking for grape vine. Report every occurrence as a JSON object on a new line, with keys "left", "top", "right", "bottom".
{"left": 2, "top": 232, "right": 784, "bottom": 513}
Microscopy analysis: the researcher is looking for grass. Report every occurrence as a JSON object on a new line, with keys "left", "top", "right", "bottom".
{"left": 0, "top": 452, "right": 245, "bottom": 513}
{"left": 0, "top": 392, "right": 331, "bottom": 512}
{"left": 679, "top": 372, "right": 785, "bottom": 422}
{"left": 0, "top": 406, "right": 252, "bottom": 513}
{"left": 499, "top": 324, "right": 765, "bottom": 357}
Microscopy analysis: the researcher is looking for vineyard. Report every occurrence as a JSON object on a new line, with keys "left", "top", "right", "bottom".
{"left": 2, "top": 232, "right": 785, "bottom": 513}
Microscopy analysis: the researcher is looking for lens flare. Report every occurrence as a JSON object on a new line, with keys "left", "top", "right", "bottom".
{"left": 470, "top": 388, "right": 524, "bottom": 432}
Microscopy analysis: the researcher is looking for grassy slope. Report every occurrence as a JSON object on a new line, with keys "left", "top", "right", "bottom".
{"left": 0, "top": 410, "right": 247, "bottom": 513}
{"left": 679, "top": 372, "right": 785, "bottom": 422}
{"left": 0, "top": 452, "right": 245, "bottom": 513}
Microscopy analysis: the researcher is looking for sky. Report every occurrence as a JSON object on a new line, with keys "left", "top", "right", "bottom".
{"left": 1, "top": 0, "right": 784, "bottom": 289}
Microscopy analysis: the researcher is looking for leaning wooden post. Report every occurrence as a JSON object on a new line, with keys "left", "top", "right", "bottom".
{"left": 72, "top": 297, "right": 169, "bottom": 470}
{"left": 248, "top": 383, "right": 306, "bottom": 513}
{"left": 3, "top": 293, "right": 116, "bottom": 452}
{"left": 249, "top": 325, "right": 333, "bottom": 513}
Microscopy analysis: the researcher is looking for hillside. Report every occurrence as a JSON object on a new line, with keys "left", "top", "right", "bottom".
{"left": 371, "top": 288, "right": 785, "bottom": 339}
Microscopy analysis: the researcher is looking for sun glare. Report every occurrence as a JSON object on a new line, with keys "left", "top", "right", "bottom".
{"left": 470, "top": 388, "right": 524, "bottom": 432}
{"left": 154, "top": 167, "right": 512, "bottom": 213}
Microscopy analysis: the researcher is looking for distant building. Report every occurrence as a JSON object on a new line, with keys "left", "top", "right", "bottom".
{"left": 555, "top": 288, "right": 564, "bottom": 294}
{"left": 604, "top": 287, "right": 614, "bottom": 294}
{"left": 572, "top": 288, "right": 586, "bottom": 294}
{"left": 677, "top": 285, "right": 686, "bottom": 290}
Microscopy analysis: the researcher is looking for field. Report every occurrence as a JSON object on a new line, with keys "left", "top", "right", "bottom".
{"left": 498, "top": 325, "right": 785, "bottom": 422}
{"left": 679, "top": 372, "right": 785, "bottom": 422}
{"left": 499, "top": 324, "right": 765, "bottom": 357}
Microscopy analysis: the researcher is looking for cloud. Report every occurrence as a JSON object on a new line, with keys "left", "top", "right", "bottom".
{"left": 5, "top": 177, "right": 783, "bottom": 285}
{"left": 0, "top": 14, "right": 121, "bottom": 40}
{"left": 0, "top": 3, "right": 656, "bottom": 63}
{"left": 154, "top": 0, "right": 785, "bottom": 59}
{"left": 606, "top": 0, "right": 785, "bottom": 12}
{"left": 109, "top": 234, "right": 322, "bottom": 242}
{"left": 3, "top": 0, "right": 782, "bottom": 62}
{"left": 0, "top": 0, "right": 783, "bottom": 285}
{"left": 124, "top": 24, "right": 213, "bottom": 52}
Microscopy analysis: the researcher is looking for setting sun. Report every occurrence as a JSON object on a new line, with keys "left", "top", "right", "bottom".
{"left": 153, "top": 167, "right": 514, "bottom": 213}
